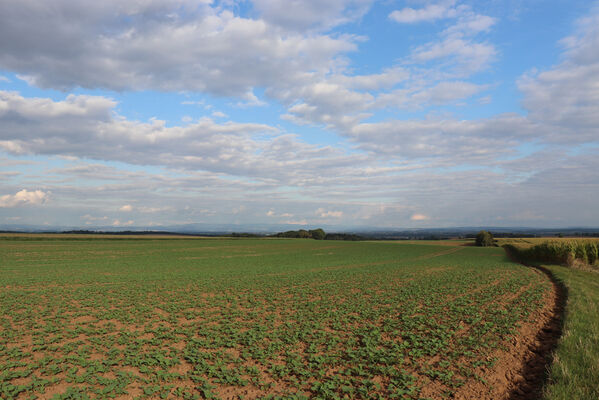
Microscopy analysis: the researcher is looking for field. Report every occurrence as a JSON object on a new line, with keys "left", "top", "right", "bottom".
{"left": 498, "top": 237, "right": 599, "bottom": 400}
{"left": 1, "top": 237, "right": 556, "bottom": 399}
{"left": 500, "top": 237, "right": 599, "bottom": 272}
{"left": 496, "top": 237, "right": 599, "bottom": 249}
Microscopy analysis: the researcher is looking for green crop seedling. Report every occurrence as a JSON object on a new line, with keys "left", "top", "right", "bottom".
{"left": 1, "top": 236, "right": 551, "bottom": 399}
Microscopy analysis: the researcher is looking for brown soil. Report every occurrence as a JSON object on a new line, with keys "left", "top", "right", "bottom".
{"left": 444, "top": 265, "right": 565, "bottom": 400}
{"left": 412, "top": 246, "right": 464, "bottom": 260}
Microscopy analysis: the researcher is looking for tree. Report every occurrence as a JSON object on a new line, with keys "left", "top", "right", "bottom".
{"left": 298, "top": 229, "right": 310, "bottom": 238}
{"left": 475, "top": 230, "right": 495, "bottom": 247}
{"left": 309, "top": 229, "right": 326, "bottom": 240}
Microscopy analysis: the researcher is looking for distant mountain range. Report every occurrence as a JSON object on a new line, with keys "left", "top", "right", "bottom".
{"left": 2, "top": 223, "right": 599, "bottom": 239}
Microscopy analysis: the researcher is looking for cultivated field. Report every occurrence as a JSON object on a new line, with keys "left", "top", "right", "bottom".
{"left": 496, "top": 237, "right": 599, "bottom": 249}
{"left": 1, "top": 237, "right": 556, "bottom": 399}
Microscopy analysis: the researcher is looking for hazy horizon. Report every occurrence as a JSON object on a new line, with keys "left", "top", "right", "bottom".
{"left": 1, "top": 1, "right": 598, "bottom": 229}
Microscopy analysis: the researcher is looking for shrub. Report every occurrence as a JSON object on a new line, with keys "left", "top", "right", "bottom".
{"left": 475, "top": 231, "right": 495, "bottom": 247}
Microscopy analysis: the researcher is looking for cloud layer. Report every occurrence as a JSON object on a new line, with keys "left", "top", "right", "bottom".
{"left": 0, "top": 0, "right": 357, "bottom": 99}
{"left": 1, "top": 1, "right": 598, "bottom": 228}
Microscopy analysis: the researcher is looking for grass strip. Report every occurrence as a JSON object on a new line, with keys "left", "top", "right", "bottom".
{"left": 543, "top": 265, "right": 599, "bottom": 400}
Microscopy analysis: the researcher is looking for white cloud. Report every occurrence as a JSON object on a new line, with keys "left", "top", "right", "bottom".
{"left": 253, "top": 0, "right": 373, "bottom": 31}
{"left": 330, "top": 67, "right": 409, "bottom": 90}
{"left": 347, "top": 113, "right": 535, "bottom": 162}
{"left": 0, "top": 189, "right": 48, "bottom": 208}
{"left": 0, "top": 2, "right": 598, "bottom": 229}
{"left": 517, "top": 10, "right": 599, "bottom": 142}
{"left": 0, "top": 1, "right": 358, "bottom": 97}
{"left": 211, "top": 111, "right": 227, "bottom": 118}
{"left": 138, "top": 206, "right": 174, "bottom": 213}
{"left": 112, "top": 219, "right": 134, "bottom": 227}
{"left": 377, "top": 81, "right": 487, "bottom": 109}
{"left": 181, "top": 100, "right": 205, "bottom": 106}
{"left": 284, "top": 219, "right": 308, "bottom": 225}
{"left": 410, "top": 37, "right": 496, "bottom": 70}
{"left": 0, "top": 90, "right": 373, "bottom": 186}
{"left": 397, "top": 4, "right": 497, "bottom": 76}
{"left": 119, "top": 204, "right": 133, "bottom": 212}
{"left": 447, "top": 14, "right": 495, "bottom": 34}
{"left": 81, "top": 214, "right": 109, "bottom": 221}
{"left": 0, "top": 76, "right": 10, "bottom": 83}
{"left": 316, "top": 208, "right": 344, "bottom": 218}
{"left": 389, "top": 0, "right": 459, "bottom": 24}
{"left": 410, "top": 213, "right": 430, "bottom": 221}
{"left": 232, "top": 205, "right": 246, "bottom": 214}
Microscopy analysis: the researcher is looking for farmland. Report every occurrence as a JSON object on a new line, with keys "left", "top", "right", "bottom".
{"left": 1, "top": 237, "right": 555, "bottom": 399}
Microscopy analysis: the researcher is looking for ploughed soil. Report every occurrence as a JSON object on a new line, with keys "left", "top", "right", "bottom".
{"left": 449, "top": 265, "right": 565, "bottom": 400}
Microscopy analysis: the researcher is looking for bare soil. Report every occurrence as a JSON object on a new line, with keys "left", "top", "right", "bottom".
{"left": 445, "top": 265, "right": 565, "bottom": 400}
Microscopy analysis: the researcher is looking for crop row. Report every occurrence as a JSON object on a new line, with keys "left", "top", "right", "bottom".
{"left": 1, "top": 238, "right": 551, "bottom": 399}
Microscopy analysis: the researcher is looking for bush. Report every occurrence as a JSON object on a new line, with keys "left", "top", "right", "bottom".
{"left": 475, "top": 231, "right": 495, "bottom": 247}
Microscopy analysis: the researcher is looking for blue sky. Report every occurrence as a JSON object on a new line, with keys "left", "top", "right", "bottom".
{"left": 1, "top": 0, "right": 598, "bottom": 230}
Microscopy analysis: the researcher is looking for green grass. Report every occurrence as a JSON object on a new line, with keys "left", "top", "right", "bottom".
{"left": 543, "top": 265, "right": 599, "bottom": 400}
{"left": 0, "top": 237, "right": 552, "bottom": 399}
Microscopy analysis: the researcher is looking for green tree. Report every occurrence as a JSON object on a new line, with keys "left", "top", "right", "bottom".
{"left": 298, "top": 229, "right": 310, "bottom": 238}
{"left": 475, "top": 230, "right": 495, "bottom": 247}
{"left": 309, "top": 229, "right": 326, "bottom": 240}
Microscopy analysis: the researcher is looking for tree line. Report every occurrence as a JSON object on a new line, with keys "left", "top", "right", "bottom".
{"left": 271, "top": 229, "right": 363, "bottom": 241}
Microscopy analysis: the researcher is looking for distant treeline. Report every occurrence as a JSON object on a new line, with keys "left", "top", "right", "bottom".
{"left": 504, "top": 240, "right": 599, "bottom": 269}
{"left": 60, "top": 230, "right": 202, "bottom": 236}
{"left": 271, "top": 229, "right": 364, "bottom": 241}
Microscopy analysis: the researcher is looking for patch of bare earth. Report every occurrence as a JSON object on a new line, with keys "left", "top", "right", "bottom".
{"left": 424, "top": 265, "right": 564, "bottom": 400}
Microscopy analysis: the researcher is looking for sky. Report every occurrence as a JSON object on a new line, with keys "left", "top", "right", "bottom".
{"left": 1, "top": 0, "right": 598, "bottom": 230}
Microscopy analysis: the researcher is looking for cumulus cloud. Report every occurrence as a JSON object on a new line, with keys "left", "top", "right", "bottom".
{"left": 410, "top": 213, "right": 430, "bottom": 221}
{"left": 346, "top": 114, "right": 535, "bottom": 164}
{"left": 211, "top": 111, "right": 227, "bottom": 118}
{"left": 0, "top": 0, "right": 358, "bottom": 97}
{"left": 284, "top": 219, "right": 308, "bottom": 225}
{"left": 389, "top": 0, "right": 460, "bottom": 23}
{"left": 341, "top": 9, "right": 599, "bottom": 164}
{"left": 1, "top": 2, "right": 598, "bottom": 229}
{"left": 82, "top": 214, "right": 108, "bottom": 221}
{"left": 316, "top": 208, "right": 344, "bottom": 218}
{"left": 0, "top": 189, "right": 48, "bottom": 208}
{"left": 0, "top": 0, "right": 493, "bottom": 138}
{"left": 376, "top": 81, "right": 487, "bottom": 109}
{"left": 138, "top": 206, "right": 174, "bottom": 213}
{"left": 277, "top": 3, "right": 497, "bottom": 131}
{"left": 266, "top": 210, "right": 294, "bottom": 218}
{"left": 517, "top": 10, "right": 599, "bottom": 141}
{"left": 253, "top": 0, "right": 373, "bottom": 31}
{"left": 0, "top": 90, "right": 381, "bottom": 186}
{"left": 112, "top": 219, "right": 134, "bottom": 227}
{"left": 389, "top": 2, "right": 499, "bottom": 77}
{"left": 119, "top": 204, "right": 133, "bottom": 212}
